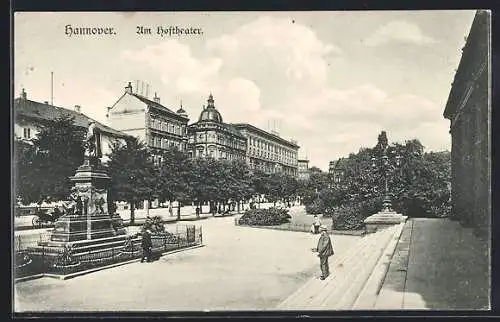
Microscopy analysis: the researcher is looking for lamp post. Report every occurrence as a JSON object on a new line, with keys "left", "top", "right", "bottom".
{"left": 333, "top": 162, "right": 345, "bottom": 186}
{"left": 371, "top": 148, "right": 402, "bottom": 213}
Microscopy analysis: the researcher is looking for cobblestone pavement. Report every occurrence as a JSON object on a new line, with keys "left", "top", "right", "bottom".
{"left": 14, "top": 215, "right": 359, "bottom": 312}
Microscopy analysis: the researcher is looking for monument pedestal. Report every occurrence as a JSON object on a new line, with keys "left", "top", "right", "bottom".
{"left": 364, "top": 210, "right": 407, "bottom": 233}
{"left": 30, "top": 157, "right": 127, "bottom": 269}
{"left": 48, "top": 158, "right": 120, "bottom": 242}
{"left": 50, "top": 214, "right": 121, "bottom": 242}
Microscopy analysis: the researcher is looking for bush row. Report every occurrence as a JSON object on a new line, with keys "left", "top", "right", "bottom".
{"left": 238, "top": 208, "right": 291, "bottom": 226}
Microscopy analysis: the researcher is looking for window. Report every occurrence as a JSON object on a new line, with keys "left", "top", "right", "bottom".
{"left": 23, "top": 128, "right": 31, "bottom": 139}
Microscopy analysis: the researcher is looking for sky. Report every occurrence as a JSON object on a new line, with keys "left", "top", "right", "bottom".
{"left": 14, "top": 11, "right": 476, "bottom": 170}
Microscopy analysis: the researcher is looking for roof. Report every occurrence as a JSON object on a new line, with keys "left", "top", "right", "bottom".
{"left": 189, "top": 120, "right": 246, "bottom": 139}
{"left": 14, "top": 97, "right": 130, "bottom": 139}
{"left": 198, "top": 107, "right": 223, "bottom": 123}
{"left": 231, "top": 123, "right": 300, "bottom": 149}
{"left": 444, "top": 10, "right": 489, "bottom": 119}
{"left": 131, "top": 93, "right": 189, "bottom": 121}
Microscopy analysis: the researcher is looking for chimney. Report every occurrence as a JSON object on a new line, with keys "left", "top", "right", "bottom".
{"left": 106, "top": 106, "right": 111, "bottom": 118}
{"left": 153, "top": 92, "right": 160, "bottom": 103}
{"left": 44, "top": 101, "right": 49, "bottom": 105}
{"left": 74, "top": 105, "right": 81, "bottom": 113}
{"left": 20, "top": 88, "right": 27, "bottom": 100}
{"left": 125, "top": 82, "right": 133, "bottom": 94}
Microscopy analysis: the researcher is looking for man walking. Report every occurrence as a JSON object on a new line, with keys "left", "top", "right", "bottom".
{"left": 312, "top": 225, "right": 334, "bottom": 280}
{"left": 141, "top": 229, "right": 153, "bottom": 263}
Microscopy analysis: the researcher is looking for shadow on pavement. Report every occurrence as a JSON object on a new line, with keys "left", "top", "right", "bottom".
{"left": 383, "top": 218, "right": 490, "bottom": 310}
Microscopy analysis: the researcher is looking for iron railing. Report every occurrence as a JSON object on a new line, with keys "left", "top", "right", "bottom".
{"left": 14, "top": 224, "right": 202, "bottom": 279}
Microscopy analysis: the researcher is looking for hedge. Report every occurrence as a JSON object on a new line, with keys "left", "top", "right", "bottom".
{"left": 238, "top": 208, "right": 291, "bottom": 226}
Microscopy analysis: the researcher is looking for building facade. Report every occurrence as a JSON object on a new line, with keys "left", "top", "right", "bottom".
{"left": 187, "top": 94, "right": 246, "bottom": 161}
{"left": 107, "top": 82, "right": 190, "bottom": 162}
{"left": 297, "top": 159, "right": 310, "bottom": 180}
{"left": 14, "top": 89, "right": 129, "bottom": 164}
{"left": 232, "top": 123, "right": 299, "bottom": 177}
{"left": 443, "top": 10, "right": 490, "bottom": 238}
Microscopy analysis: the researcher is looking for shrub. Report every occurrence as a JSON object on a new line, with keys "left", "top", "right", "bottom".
{"left": 142, "top": 215, "right": 165, "bottom": 234}
{"left": 238, "top": 207, "right": 291, "bottom": 226}
{"left": 329, "top": 197, "right": 382, "bottom": 230}
{"left": 305, "top": 197, "right": 325, "bottom": 215}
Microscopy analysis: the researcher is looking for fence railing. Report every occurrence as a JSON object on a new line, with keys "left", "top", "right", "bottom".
{"left": 14, "top": 224, "right": 202, "bottom": 279}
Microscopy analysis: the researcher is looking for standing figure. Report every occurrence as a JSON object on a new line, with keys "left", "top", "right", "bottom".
{"left": 84, "top": 121, "right": 102, "bottom": 159}
{"left": 312, "top": 225, "right": 334, "bottom": 280}
{"left": 141, "top": 229, "right": 153, "bottom": 263}
{"left": 312, "top": 215, "right": 322, "bottom": 234}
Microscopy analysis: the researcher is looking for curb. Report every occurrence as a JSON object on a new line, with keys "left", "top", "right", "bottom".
{"left": 235, "top": 224, "right": 365, "bottom": 236}
{"left": 351, "top": 223, "right": 406, "bottom": 309}
{"left": 14, "top": 244, "right": 205, "bottom": 283}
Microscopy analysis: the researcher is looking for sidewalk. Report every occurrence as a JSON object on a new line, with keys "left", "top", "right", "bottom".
{"left": 376, "top": 218, "right": 490, "bottom": 310}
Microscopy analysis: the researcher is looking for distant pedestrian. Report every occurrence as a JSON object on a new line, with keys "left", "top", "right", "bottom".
{"left": 312, "top": 215, "right": 321, "bottom": 234}
{"left": 168, "top": 205, "right": 173, "bottom": 217}
{"left": 195, "top": 206, "right": 200, "bottom": 217}
{"left": 311, "top": 225, "right": 334, "bottom": 280}
{"left": 141, "top": 229, "right": 153, "bottom": 263}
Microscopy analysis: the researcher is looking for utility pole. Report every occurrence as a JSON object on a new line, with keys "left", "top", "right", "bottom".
{"left": 50, "top": 72, "right": 54, "bottom": 105}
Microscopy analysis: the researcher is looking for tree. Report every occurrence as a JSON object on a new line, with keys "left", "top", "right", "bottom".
{"left": 156, "top": 147, "right": 193, "bottom": 220}
{"left": 188, "top": 157, "right": 224, "bottom": 214}
{"left": 14, "top": 138, "right": 39, "bottom": 204}
{"left": 14, "top": 117, "right": 85, "bottom": 204}
{"left": 251, "top": 170, "right": 269, "bottom": 205}
{"left": 106, "top": 137, "right": 156, "bottom": 224}
{"left": 301, "top": 168, "right": 330, "bottom": 208}
{"left": 321, "top": 132, "right": 451, "bottom": 229}
{"left": 225, "top": 159, "right": 254, "bottom": 212}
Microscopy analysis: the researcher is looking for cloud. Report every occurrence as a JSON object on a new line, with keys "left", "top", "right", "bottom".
{"left": 120, "top": 16, "right": 449, "bottom": 171}
{"left": 364, "top": 20, "right": 438, "bottom": 46}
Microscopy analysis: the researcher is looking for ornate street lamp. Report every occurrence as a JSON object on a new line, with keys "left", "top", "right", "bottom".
{"left": 371, "top": 139, "right": 402, "bottom": 213}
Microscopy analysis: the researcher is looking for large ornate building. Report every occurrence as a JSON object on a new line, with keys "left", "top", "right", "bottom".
{"left": 107, "top": 82, "right": 189, "bottom": 163}
{"left": 14, "top": 88, "right": 129, "bottom": 164}
{"left": 107, "top": 85, "right": 301, "bottom": 177}
{"left": 231, "top": 123, "right": 299, "bottom": 177}
{"left": 187, "top": 94, "right": 246, "bottom": 161}
{"left": 443, "top": 10, "right": 490, "bottom": 238}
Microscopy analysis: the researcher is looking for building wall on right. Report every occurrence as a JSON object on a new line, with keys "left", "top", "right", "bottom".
{"left": 443, "top": 10, "right": 491, "bottom": 239}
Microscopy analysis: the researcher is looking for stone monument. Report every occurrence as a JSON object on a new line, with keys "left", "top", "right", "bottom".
{"left": 34, "top": 123, "right": 126, "bottom": 259}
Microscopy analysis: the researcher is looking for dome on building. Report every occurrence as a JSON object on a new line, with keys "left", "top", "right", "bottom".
{"left": 198, "top": 94, "right": 223, "bottom": 123}
{"left": 176, "top": 100, "right": 188, "bottom": 118}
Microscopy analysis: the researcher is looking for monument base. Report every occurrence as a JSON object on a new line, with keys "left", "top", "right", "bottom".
{"left": 50, "top": 214, "right": 124, "bottom": 242}
{"left": 364, "top": 211, "right": 408, "bottom": 233}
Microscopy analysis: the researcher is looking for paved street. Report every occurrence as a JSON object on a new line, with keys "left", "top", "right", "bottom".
{"left": 14, "top": 214, "right": 359, "bottom": 311}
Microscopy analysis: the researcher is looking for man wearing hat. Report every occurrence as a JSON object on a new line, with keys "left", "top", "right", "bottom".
{"left": 141, "top": 229, "right": 153, "bottom": 263}
{"left": 312, "top": 225, "right": 334, "bottom": 280}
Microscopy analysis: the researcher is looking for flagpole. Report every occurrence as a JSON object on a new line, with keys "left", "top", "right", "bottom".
{"left": 51, "top": 72, "right": 54, "bottom": 105}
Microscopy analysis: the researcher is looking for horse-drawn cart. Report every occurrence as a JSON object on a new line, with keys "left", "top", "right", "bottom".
{"left": 32, "top": 208, "right": 63, "bottom": 228}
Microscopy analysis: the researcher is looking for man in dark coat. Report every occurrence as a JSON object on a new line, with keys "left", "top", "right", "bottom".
{"left": 141, "top": 229, "right": 153, "bottom": 263}
{"left": 312, "top": 225, "right": 334, "bottom": 280}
